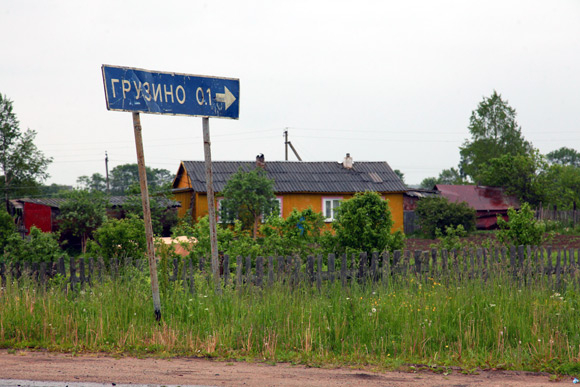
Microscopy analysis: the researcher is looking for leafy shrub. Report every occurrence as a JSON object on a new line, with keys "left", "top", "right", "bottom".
{"left": 434, "top": 224, "right": 467, "bottom": 251}
{"left": 122, "top": 183, "right": 178, "bottom": 236}
{"left": 219, "top": 167, "right": 278, "bottom": 238}
{"left": 57, "top": 189, "right": 108, "bottom": 253}
{"left": 88, "top": 215, "right": 146, "bottom": 263}
{"left": 415, "top": 196, "right": 476, "bottom": 238}
{"left": 496, "top": 202, "right": 551, "bottom": 247}
{"left": 173, "top": 216, "right": 261, "bottom": 260}
{"left": 261, "top": 207, "right": 325, "bottom": 256}
{"left": 3, "top": 226, "right": 62, "bottom": 264}
{"left": 332, "top": 191, "right": 405, "bottom": 254}
{"left": 0, "top": 209, "right": 16, "bottom": 253}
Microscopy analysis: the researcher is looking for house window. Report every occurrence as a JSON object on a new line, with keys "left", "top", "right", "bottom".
{"left": 216, "top": 197, "right": 224, "bottom": 223}
{"left": 274, "top": 197, "right": 283, "bottom": 217}
{"left": 323, "top": 197, "right": 342, "bottom": 222}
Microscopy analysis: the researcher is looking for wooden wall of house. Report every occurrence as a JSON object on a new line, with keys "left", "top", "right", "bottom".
{"left": 173, "top": 191, "right": 192, "bottom": 218}
{"left": 384, "top": 193, "right": 404, "bottom": 232}
{"left": 193, "top": 192, "right": 404, "bottom": 232}
{"left": 172, "top": 164, "right": 194, "bottom": 219}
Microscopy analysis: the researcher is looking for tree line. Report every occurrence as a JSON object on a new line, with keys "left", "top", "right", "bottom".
{"left": 0, "top": 92, "right": 174, "bottom": 204}
{"left": 418, "top": 90, "right": 580, "bottom": 211}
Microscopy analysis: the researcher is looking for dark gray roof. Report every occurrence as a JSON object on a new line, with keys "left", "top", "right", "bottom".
{"left": 15, "top": 196, "right": 180, "bottom": 209}
{"left": 179, "top": 161, "right": 407, "bottom": 193}
{"left": 15, "top": 198, "right": 66, "bottom": 208}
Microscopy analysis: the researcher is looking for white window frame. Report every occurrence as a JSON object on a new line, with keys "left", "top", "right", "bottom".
{"left": 322, "top": 197, "right": 342, "bottom": 222}
{"left": 274, "top": 196, "right": 283, "bottom": 217}
{"left": 216, "top": 197, "right": 224, "bottom": 223}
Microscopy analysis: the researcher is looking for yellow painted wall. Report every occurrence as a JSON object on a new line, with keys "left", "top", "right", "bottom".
{"left": 383, "top": 193, "right": 404, "bottom": 232}
{"left": 175, "top": 167, "right": 191, "bottom": 189}
{"left": 193, "top": 191, "right": 404, "bottom": 232}
{"left": 173, "top": 191, "right": 192, "bottom": 218}
{"left": 197, "top": 193, "right": 209, "bottom": 219}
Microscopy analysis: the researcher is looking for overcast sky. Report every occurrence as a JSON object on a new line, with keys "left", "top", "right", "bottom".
{"left": 2, "top": 0, "right": 579, "bottom": 188}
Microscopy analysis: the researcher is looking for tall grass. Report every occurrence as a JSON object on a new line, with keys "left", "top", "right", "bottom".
{"left": 1, "top": 265, "right": 580, "bottom": 374}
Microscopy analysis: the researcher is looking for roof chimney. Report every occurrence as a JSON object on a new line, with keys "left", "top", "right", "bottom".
{"left": 256, "top": 153, "right": 265, "bottom": 168}
{"left": 342, "top": 153, "right": 353, "bottom": 169}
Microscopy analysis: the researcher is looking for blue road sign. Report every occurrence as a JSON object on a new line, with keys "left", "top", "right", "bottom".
{"left": 102, "top": 65, "right": 239, "bottom": 119}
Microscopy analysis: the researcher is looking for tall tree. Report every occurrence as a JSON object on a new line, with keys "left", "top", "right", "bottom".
{"left": 77, "top": 173, "right": 108, "bottom": 192}
{"left": 543, "top": 164, "right": 580, "bottom": 210}
{"left": 122, "top": 182, "right": 178, "bottom": 236}
{"left": 546, "top": 147, "right": 580, "bottom": 167}
{"left": 459, "top": 91, "right": 533, "bottom": 182}
{"left": 219, "top": 167, "right": 278, "bottom": 239}
{"left": 437, "top": 168, "right": 465, "bottom": 185}
{"left": 419, "top": 168, "right": 465, "bottom": 189}
{"left": 109, "top": 164, "right": 172, "bottom": 195}
{"left": 58, "top": 189, "right": 108, "bottom": 253}
{"left": 419, "top": 177, "right": 438, "bottom": 190}
{"left": 393, "top": 169, "right": 406, "bottom": 185}
{"left": 477, "top": 152, "right": 548, "bottom": 207}
{"left": 39, "top": 183, "right": 73, "bottom": 197}
{"left": 0, "top": 94, "right": 52, "bottom": 210}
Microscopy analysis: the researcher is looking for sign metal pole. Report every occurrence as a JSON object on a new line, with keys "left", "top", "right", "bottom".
{"left": 132, "top": 112, "right": 162, "bottom": 321}
{"left": 202, "top": 116, "right": 220, "bottom": 290}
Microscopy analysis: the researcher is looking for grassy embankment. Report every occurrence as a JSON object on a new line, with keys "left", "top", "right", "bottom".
{"left": 1, "top": 261, "right": 580, "bottom": 375}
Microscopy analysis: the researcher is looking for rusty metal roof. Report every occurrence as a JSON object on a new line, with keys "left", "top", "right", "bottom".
{"left": 178, "top": 160, "right": 407, "bottom": 194}
{"left": 434, "top": 185, "right": 520, "bottom": 211}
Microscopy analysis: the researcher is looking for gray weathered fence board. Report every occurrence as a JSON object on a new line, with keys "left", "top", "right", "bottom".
{"left": 3, "top": 245, "right": 580, "bottom": 293}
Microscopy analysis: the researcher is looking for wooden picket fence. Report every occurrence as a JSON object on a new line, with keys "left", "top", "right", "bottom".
{"left": 1, "top": 245, "right": 580, "bottom": 292}
{"left": 536, "top": 208, "right": 580, "bottom": 227}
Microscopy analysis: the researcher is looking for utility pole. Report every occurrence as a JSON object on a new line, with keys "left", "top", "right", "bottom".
{"left": 105, "top": 151, "right": 110, "bottom": 195}
{"left": 283, "top": 128, "right": 302, "bottom": 161}
{"left": 284, "top": 129, "right": 289, "bottom": 161}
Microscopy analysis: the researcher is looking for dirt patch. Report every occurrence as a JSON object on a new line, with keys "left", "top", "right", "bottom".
{"left": 406, "top": 234, "right": 580, "bottom": 252}
{"left": 0, "top": 350, "right": 568, "bottom": 386}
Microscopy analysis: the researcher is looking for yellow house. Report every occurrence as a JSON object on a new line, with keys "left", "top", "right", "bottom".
{"left": 172, "top": 154, "right": 406, "bottom": 232}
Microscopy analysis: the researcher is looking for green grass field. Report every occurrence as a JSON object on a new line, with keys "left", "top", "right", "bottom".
{"left": 1, "top": 264, "right": 580, "bottom": 375}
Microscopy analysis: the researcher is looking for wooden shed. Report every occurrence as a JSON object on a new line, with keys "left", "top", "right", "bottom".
{"left": 172, "top": 154, "right": 407, "bottom": 232}
{"left": 11, "top": 196, "right": 180, "bottom": 235}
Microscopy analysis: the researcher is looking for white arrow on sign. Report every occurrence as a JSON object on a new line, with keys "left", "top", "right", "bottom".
{"left": 215, "top": 87, "right": 236, "bottom": 110}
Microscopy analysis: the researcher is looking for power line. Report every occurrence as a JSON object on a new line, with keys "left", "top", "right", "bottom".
{"left": 292, "top": 134, "right": 462, "bottom": 143}
{"left": 288, "top": 126, "right": 580, "bottom": 135}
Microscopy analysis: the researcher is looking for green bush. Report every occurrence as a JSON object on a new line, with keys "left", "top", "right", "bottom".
{"left": 434, "top": 224, "right": 468, "bottom": 251}
{"left": 173, "top": 216, "right": 261, "bottom": 260}
{"left": 261, "top": 207, "right": 325, "bottom": 256}
{"left": 497, "top": 202, "right": 551, "bottom": 247}
{"left": 88, "top": 215, "right": 146, "bottom": 263}
{"left": 57, "top": 189, "right": 108, "bottom": 253}
{"left": 332, "top": 191, "right": 405, "bottom": 254}
{"left": 3, "top": 226, "right": 62, "bottom": 264}
{"left": 0, "top": 209, "right": 16, "bottom": 253}
{"left": 415, "top": 196, "right": 476, "bottom": 238}
{"left": 122, "top": 183, "right": 178, "bottom": 236}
